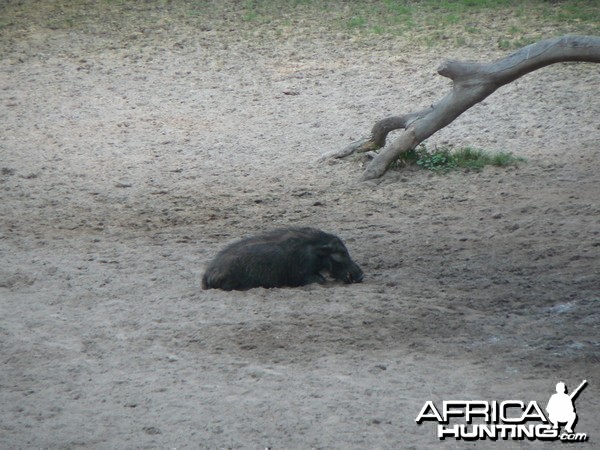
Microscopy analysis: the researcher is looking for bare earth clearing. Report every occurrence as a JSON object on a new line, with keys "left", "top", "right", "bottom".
{"left": 1, "top": 3, "right": 599, "bottom": 448}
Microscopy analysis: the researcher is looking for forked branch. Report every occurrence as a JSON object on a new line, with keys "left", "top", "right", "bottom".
{"left": 322, "top": 35, "right": 600, "bottom": 180}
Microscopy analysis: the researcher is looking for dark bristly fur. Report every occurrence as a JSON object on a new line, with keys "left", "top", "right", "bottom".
{"left": 202, "top": 227, "right": 363, "bottom": 291}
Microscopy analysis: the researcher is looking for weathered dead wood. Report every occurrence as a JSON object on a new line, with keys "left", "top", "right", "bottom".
{"left": 323, "top": 35, "right": 600, "bottom": 180}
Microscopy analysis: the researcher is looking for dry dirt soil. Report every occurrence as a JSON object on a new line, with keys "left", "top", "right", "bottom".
{"left": 1, "top": 2, "right": 599, "bottom": 449}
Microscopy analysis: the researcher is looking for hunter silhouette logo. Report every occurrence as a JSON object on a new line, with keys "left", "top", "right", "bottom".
{"left": 416, "top": 380, "right": 588, "bottom": 442}
{"left": 546, "top": 380, "right": 587, "bottom": 434}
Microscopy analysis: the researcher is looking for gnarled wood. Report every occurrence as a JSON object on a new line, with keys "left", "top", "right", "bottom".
{"left": 324, "top": 35, "right": 600, "bottom": 180}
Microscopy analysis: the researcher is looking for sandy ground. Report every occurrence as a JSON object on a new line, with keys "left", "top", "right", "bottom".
{"left": 1, "top": 3, "right": 599, "bottom": 448}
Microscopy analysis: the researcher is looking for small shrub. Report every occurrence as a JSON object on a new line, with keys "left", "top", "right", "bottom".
{"left": 393, "top": 144, "right": 524, "bottom": 172}
{"left": 415, "top": 146, "right": 457, "bottom": 171}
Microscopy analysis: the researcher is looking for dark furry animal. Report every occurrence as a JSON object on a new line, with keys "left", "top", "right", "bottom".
{"left": 202, "top": 227, "right": 363, "bottom": 290}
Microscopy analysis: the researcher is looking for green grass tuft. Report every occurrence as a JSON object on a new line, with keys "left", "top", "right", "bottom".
{"left": 394, "top": 145, "right": 525, "bottom": 172}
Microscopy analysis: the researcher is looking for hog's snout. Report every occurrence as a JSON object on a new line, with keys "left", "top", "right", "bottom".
{"left": 351, "top": 270, "right": 364, "bottom": 283}
{"left": 342, "top": 264, "right": 364, "bottom": 284}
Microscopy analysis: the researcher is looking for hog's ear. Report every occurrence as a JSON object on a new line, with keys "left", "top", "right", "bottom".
{"left": 315, "top": 242, "right": 346, "bottom": 261}
{"left": 315, "top": 242, "right": 336, "bottom": 256}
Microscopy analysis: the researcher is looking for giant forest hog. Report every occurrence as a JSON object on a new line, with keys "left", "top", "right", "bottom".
{"left": 202, "top": 227, "right": 363, "bottom": 291}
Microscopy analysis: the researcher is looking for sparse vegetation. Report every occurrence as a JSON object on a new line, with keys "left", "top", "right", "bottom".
{"left": 393, "top": 144, "right": 525, "bottom": 172}
{"left": 0, "top": 1, "right": 597, "bottom": 50}
{"left": 215, "top": 0, "right": 598, "bottom": 48}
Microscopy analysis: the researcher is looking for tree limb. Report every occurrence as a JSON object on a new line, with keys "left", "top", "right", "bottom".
{"left": 323, "top": 35, "right": 600, "bottom": 180}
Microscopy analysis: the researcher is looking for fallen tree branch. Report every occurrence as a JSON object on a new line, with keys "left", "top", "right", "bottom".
{"left": 323, "top": 35, "right": 600, "bottom": 180}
